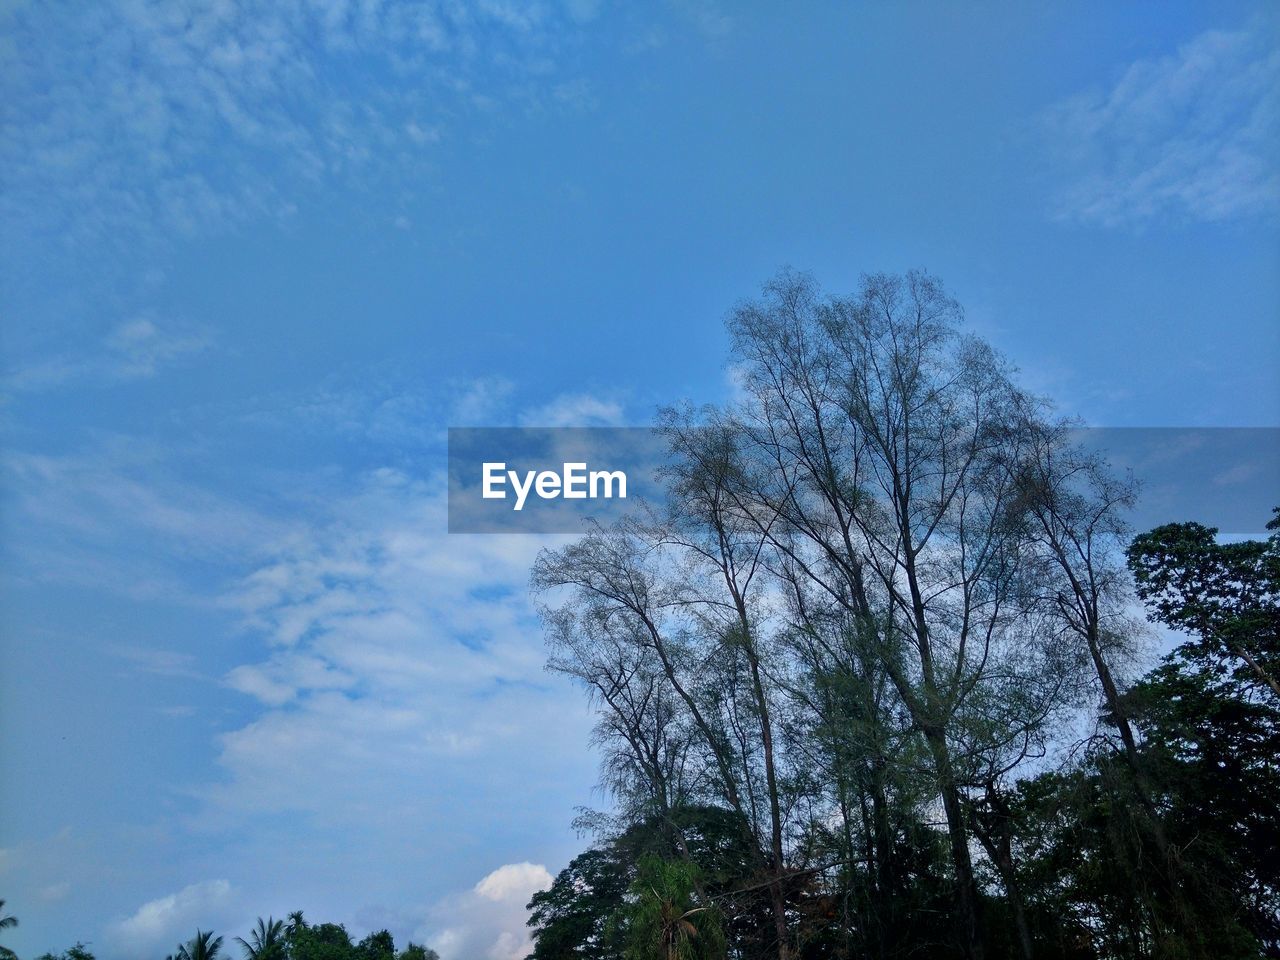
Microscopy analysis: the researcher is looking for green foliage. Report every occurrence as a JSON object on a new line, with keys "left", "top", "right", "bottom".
{"left": 527, "top": 846, "right": 632, "bottom": 960}
{"left": 531, "top": 511, "right": 1280, "bottom": 960}
{"left": 238, "top": 918, "right": 286, "bottom": 960}
{"left": 1128, "top": 511, "right": 1280, "bottom": 693}
{"left": 620, "top": 857, "right": 724, "bottom": 960}
{"left": 283, "top": 916, "right": 354, "bottom": 960}
{"left": 997, "top": 592, "right": 1280, "bottom": 957}
{"left": 0, "top": 901, "right": 16, "bottom": 960}
{"left": 171, "top": 930, "right": 224, "bottom": 960}
{"left": 34, "top": 945, "right": 95, "bottom": 960}
{"left": 526, "top": 806, "right": 758, "bottom": 960}
{"left": 152, "top": 914, "right": 438, "bottom": 960}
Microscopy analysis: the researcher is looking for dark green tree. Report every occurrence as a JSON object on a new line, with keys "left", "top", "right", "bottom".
{"left": 0, "top": 901, "right": 16, "bottom": 960}
{"left": 528, "top": 846, "right": 632, "bottom": 960}
{"left": 35, "top": 944, "right": 96, "bottom": 960}
{"left": 621, "top": 857, "right": 724, "bottom": 960}
{"left": 396, "top": 943, "right": 439, "bottom": 960}
{"left": 1127, "top": 509, "right": 1280, "bottom": 698}
{"left": 172, "top": 930, "right": 224, "bottom": 960}
{"left": 355, "top": 930, "right": 395, "bottom": 960}
{"left": 238, "top": 918, "right": 286, "bottom": 960}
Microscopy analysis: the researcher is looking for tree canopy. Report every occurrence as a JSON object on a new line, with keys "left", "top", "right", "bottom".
{"left": 529, "top": 271, "right": 1280, "bottom": 960}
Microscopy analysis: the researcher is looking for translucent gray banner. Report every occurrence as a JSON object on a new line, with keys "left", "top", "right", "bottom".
{"left": 447, "top": 426, "right": 1278, "bottom": 535}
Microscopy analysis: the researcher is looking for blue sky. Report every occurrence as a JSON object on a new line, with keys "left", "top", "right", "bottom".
{"left": 1, "top": 2, "right": 1277, "bottom": 957}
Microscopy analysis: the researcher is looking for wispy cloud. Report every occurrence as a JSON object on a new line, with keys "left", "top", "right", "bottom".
{"left": 0, "top": 1, "right": 599, "bottom": 252}
{"left": 519, "top": 391, "right": 626, "bottom": 426}
{"left": 1041, "top": 21, "right": 1280, "bottom": 227}
{"left": 2, "top": 318, "right": 211, "bottom": 393}
{"left": 206, "top": 467, "right": 583, "bottom": 824}
{"left": 0, "top": 438, "right": 287, "bottom": 597}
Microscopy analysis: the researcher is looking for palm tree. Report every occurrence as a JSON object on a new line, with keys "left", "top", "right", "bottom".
{"left": 175, "top": 929, "right": 224, "bottom": 960}
{"left": 623, "top": 859, "right": 725, "bottom": 960}
{"left": 0, "top": 900, "right": 18, "bottom": 960}
{"left": 237, "top": 918, "right": 285, "bottom": 960}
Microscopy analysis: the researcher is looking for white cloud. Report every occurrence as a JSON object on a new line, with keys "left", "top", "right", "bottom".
{"left": 520, "top": 392, "right": 626, "bottom": 426}
{"left": 1041, "top": 21, "right": 1280, "bottom": 226}
{"left": 423, "top": 863, "right": 553, "bottom": 960}
{"left": 105, "top": 318, "right": 211, "bottom": 379}
{"left": 205, "top": 469, "right": 586, "bottom": 829}
{"left": 225, "top": 653, "right": 356, "bottom": 706}
{"left": 2, "top": 317, "right": 210, "bottom": 393}
{"left": 230, "top": 374, "right": 516, "bottom": 441}
{"left": 474, "top": 862, "right": 554, "bottom": 902}
{"left": 108, "top": 880, "right": 237, "bottom": 957}
{"left": 1, "top": 378, "right": 599, "bottom": 952}
{"left": 39, "top": 881, "right": 72, "bottom": 902}
{"left": 452, "top": 377, "right": 517, "bottom": 426}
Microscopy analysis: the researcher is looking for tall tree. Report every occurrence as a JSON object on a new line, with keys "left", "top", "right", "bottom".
{"left": 657, "top": 410, "right": 796, "bottom": 958}
{"left": 720, "top": 270, "right": 1065, "bottom": 959}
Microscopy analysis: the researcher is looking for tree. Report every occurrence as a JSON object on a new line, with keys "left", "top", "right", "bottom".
{"left": 173, "top": 930, "right": 224, "bottom": 960}
{"left": 1127, "top": 653, "right": 1280, "bottom": 953}
{"left": 285, "top": 918, "right": 355, "bottom": 960}
{"left": 0, "top": 900, "right": 17, "bottom": 960}
{"left": 622, "top": 857, "right": 725, "bottom": 960}
{"left": 718, "top": 269, "right": 1070, "bottom": 959}
{"left": 238, "top": 918, "right": 286, "bottom": 960}
{"left": 355, "top": 930, "right": 395, "bottom": 960}
{"left": 531, "top": 270, "right": 1280, "bottom": 960}
{"left": 657, "top": 410, "right": 796, "bottom": 958}
{"left": 527, "top": 845, "right": 633, "bottom": 960}
{"left": 35, "top": 945, "right": 96, "bottom": 960}
{"left": 1128, "top": 509, "right": 1280, "bottom": 698}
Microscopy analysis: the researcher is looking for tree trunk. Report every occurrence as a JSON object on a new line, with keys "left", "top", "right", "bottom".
{"left": 926, "top": 728, "right": 985, "bottom": 960}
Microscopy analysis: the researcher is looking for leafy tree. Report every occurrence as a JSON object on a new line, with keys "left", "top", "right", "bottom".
{"left": 528, "top": 845, "right": 632, "bottom": 960}
{"left": 171, "top": 930, "right": 224, "bottom": 960}
{"left": 0, "top": 900, "right": 16, "bottom": 960}
{"left": 396, "top": 943, "right": 439, "bottom": 960}
{"left": 1126, "top": 652, "right": 1280, "bottom": 953}
{"left": 1128, "top": 510, "right": 1280, "bottom": 697}
{"left": 621, "top": 857, "right": 724, "bottom": 960}
{"left": 355, "top": 930, "right": 395, "bottom": 960}
{"left": 285, "top": 918, "right": 354, "bottom": 960}
{"left": 34, "top": 944, "right": 96, "bottom": 960}
{"left": 238, "top": 918, "right": 286, "bottom": 960}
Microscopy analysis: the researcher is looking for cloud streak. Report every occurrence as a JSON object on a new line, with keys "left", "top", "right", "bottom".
{"left": 1041, "top": 21, "right": 1280, "bottom": 227}
{"left": 2, "top": 318, "right": 211, "bottom": 393}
